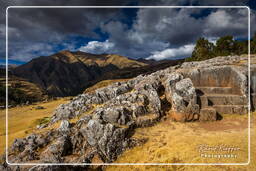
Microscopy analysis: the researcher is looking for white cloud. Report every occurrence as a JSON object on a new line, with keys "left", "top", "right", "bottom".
{"left": 79, "top": 39, "right": 115, "bottom": 54}
{"left": 204, "top": 9, "right": 248, "bottom": 37}
{"left": 147, "top": 44, "right": 195, "bottom": 61}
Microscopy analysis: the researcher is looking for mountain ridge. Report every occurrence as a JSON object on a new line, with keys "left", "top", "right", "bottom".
{"left": 12, "top": 51, "right": 147, "bottom": 97}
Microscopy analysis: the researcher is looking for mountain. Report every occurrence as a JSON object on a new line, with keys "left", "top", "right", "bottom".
{"left": 13, "top": 50, "right": 147, "bottom": 97}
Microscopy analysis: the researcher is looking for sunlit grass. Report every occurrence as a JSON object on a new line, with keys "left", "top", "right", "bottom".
{"left": 0, "top": 98, "right": 70, "bottom": 154}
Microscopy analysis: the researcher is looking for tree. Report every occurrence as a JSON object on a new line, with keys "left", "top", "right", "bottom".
{"left": 186, "top": 38, "right": 215, "bottom": 61}
{"left": 214, "top": 35, "right": 235, "bottom": 56}
{"left": 234, "top": 41, "right": 247, "bottom": 55}
{"left": 251, "top": 32, "right": 256, "bottom": 54}
{"left": 186, "top": 35, "right": 253, "bottom": 62}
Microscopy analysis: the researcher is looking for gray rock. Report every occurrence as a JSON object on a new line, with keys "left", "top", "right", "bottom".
{"left": 76, "top": 115, "right": 92, "bottom": 128}
{"left": 58, "top": 120, "right": 70, "bottom": 132}
{"left": 164, "top": 73, "right": 184, "bottom": 103}
{"left": 98, "top": 124, "right": 129, "bottom": 162}
{"left": 165, "top": 75, "right": 199, "bottom": 121}
{"left": 102, "top": 106, "right": 132, "bottom": 125}
{"left": 40, "top": 136, "right": 71, "bottom": 163}
{"left": 11, "top": 138, "right": 26, "bottom": 152}
{"left": 85, "top": 119, "right": 105, "bottom": 146}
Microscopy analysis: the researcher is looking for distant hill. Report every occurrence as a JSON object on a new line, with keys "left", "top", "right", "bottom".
{"left": 0, "top": 68, "right": 48, "bottom": 107}
{"left": 13, "top": 51, "right": 147, "bottom": 97}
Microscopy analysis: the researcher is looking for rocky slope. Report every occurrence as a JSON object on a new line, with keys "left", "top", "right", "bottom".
{"left": 2, "top": 55, "right": 254, "bottom": 170}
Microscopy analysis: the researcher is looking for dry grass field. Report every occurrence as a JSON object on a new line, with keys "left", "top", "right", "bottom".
{"left": 106, "top": 113, "right": 255, "bottom": 171}
{"left": 0, "top": 98, "right": 70, "bottom": 154}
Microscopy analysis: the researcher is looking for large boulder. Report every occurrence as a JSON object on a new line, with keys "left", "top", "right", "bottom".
{"left": 40, "top": 136, "right": 71, "bottom": 163}
{"left": 58, "top": 120, "right": 70, "bottom": 132}
{"left": 84, "top": 119, "right": 131, "bottom": 162}
{"left": 164, "top": 73, "right": 199, "bottom": 122}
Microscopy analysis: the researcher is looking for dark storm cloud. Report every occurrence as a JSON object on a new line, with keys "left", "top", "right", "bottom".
{"left": 131, "top": 8, "right": 204, "bottom": 46}
{"left": 0, "top": 0, "right": 134, "bottom": 60}
{"left": 5, "top": 7, "right": 128, "bottom": 60}
{"left": 0, "top": 0, "right": 255, "bottom": 61}
{"left": 7, "top": 8, "right": 119, "bottom": 41}
{"left": 140, "top": 0, "right": 250, "bottom": 6}
{"left": 81, "top": 7, "right": 250, "bottom": 60}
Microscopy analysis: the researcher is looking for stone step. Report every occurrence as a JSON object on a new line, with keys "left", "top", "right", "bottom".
{"left": 196, "top": 87, "right": 233, "bottom": 95}
{"left": 213, "top": 105, "right": 248, "bottom": 114}
{"left": 198, "top": 94, "right": 247, "bottom": 107}
{"left": 199, "top": 107, "right": 217, "bottom": 121}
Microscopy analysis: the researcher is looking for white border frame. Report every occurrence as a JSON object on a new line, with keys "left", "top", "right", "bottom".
{"left": 5, "top": 6, "right": 251, "bottom": 166}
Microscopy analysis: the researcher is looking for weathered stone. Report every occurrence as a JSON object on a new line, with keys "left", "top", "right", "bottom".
{"left": 98, "top": 124, "right": 130, "bottom": 162}
{"left": 58, "top": 120, "right": 70, "bottom": 132}
{"left": 11, "top": 138, "right": 26, "bottom": 152}
{"left": 70, "top": 131, "right": 87, "bottom": 154}
{"left": 165, "top": 75, "right": 199, "bottom": 121}
{"left": 76, "top": 115, "right": 92, "bottom": 128}
{"left": 85, "top": 119, "right": 105, "bottom": 146}
{"left": 40, "top": 136, "right": 71, "bottom": 163}
{"left": 164, "top": 73, "right": 183, "bottom": 104}
{"left": 35, "top": 135, "right": 48, "bottom": 148}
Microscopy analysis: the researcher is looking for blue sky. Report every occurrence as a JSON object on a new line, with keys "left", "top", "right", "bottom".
{"left": 0, "top": 0, "right": 256, "bottom": 64}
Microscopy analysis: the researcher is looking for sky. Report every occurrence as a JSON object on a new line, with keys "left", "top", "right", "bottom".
{"left": 0, "top": 0, "right": 256, "bottom": 64}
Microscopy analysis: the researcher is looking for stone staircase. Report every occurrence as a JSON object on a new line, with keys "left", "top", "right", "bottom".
{"left": 196, "top": 86, "right": 248, "bottom": 115}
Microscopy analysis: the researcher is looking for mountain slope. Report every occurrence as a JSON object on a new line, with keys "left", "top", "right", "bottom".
{"left": 13, "top": 51, "right": 147, "bottom": 96}
{"left": 72, "top": 51, "right": 147, "bottom": 69}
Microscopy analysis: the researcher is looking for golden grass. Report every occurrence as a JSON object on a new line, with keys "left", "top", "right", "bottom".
{"left": 0, "top": 98, "right": 70, "bottom": 154}
{"left": 107, "top": 113, "right": 255, "bottom": 171}
{"left": 76, "top": 53, "right": 147, "bottom": 69}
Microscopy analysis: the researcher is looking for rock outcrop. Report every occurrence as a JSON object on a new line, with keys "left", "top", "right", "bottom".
{"left": 164, "top": 73, "right": 199, "bottom": 121}
{"left": 3, "top": 55, "right": 253, "bottom": 169}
